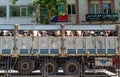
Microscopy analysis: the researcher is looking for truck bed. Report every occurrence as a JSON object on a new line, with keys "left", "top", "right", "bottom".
{"left": 0, "top": 36, "right": 117, "bottom": 56}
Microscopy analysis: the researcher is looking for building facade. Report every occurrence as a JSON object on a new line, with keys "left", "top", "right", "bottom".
{"left": 77, "top": 0, "right": 119, "bottom": 24}
{"left": 0, "top": 0, "right": 35, "bottom": 24}
{"left": 0, "top": 0, "right": 119, "bottom": 24}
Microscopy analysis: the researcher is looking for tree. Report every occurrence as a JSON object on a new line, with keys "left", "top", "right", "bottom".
{"left": 11, "top": 0, "right": 18, "bottom": 4}
{"left": 12, "top": 0, "right": 66, "bottom": 24}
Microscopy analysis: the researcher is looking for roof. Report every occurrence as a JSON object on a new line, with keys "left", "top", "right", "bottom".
{"left": 0, "top": 24, "right": 116, "bottom": 30}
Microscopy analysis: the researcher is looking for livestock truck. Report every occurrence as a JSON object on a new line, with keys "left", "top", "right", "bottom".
{"left": 0, "top": 24, "right": 119, "bottom": 75}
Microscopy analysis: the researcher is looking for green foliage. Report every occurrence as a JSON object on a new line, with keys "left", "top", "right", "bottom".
{"left": 33, "top": 0, "right": 66, "bottom": 24}
{"left": 11, "top": 0, "right": 18, "bottom": 4}
{"left": 34, "top": 0, "right": 65, "bottom": 14}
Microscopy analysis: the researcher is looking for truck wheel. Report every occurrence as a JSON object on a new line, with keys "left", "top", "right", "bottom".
{"left": 17, "top": 58, "right": 35, "bottom": 75}
{"left": 64, "top": 59, "right": 80, "bottom": 75}
{"left": 42, "top": 60, "right": 57, "bottom": 75}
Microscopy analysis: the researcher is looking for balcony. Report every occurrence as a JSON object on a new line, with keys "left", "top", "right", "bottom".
{"left": 86, "top": 13, "right": 118, "bottom": 21}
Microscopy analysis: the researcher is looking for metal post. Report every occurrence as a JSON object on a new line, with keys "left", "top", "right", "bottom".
{"left": 13, "top": 24, "right": 19, "bottom": 57}
{"left": 30, "top": 26, "right": 34, "bottom": 54}
{"left": 105, "top": 36, "right": 107, "bottom": 54}
{"left": 60, "top": 24, "right": 66, "bottom": 57}
{"left": 6, "top": 57, "right": 11, "bottom": 77}
{"left": 95, "top": 37, "right": 97, "bottom": 55}
{"left": 117, "top": 24, "right": 120, "bottom": 55}
{"left": 81, "top": 56, "right": 85, "bottom": 77}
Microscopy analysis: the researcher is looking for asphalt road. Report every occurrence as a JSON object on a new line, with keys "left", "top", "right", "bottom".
{"left": 0, "top": 69, "right": 118, "bottom": 77}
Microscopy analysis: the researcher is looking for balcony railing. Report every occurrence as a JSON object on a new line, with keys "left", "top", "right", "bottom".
{"left": 86, "top": 13, "right": 118, "bottom": 21}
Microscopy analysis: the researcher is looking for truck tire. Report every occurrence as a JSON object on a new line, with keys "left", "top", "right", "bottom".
{"left": 16, "top": 58, "right": 35, "bottom": 75}
{"left": 42, "top": 60, "right": 57, "bottom": 75}
{"left": 63, "top": 59, "right": 80, "bottom": 75}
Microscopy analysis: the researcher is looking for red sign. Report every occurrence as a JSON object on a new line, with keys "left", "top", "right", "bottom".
{"left": 57, "top": 15, "right": 68, "bottom": 22}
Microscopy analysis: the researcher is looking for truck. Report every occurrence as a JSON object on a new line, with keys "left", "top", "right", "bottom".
{"left": 0, "top": 24, "right": 119, "bottom": 75}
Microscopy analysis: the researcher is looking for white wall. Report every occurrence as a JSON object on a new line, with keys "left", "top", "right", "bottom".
{"left": 0, "top": 0, "right": 8, "bottom": 5}
{"left": 115, "top": 0, "right": 120, "bottom": 22}
{"left": 0, "top": 17, "right": 34, "bottom": 24}
{"left": 12, "top": 0, "right": 33, "bottom": 5}
{"left": 66, "top": 0, "right": 76, "bottom": 24}
{"left": 67, "top": 0, "right": 88, "bottom": 24}
{"left": 79, "top": 0, "right": 88, "bottom": 23}
{"left": 0, "top": 0, "right": 34, "bottom": 5}
{"left": 67, "top": 0, "right": 75, "bottom": 4}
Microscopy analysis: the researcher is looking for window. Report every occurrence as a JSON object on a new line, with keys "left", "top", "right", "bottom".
{"left": 67, "top": 4, "right": 76, "bottom": 14}
{"left": 91, "top": 3, "right": 100, "bottom": 14}
{"left": 0, "top": 6, "right": 6, "bottom": 17}
{"left": 28, "top": 5, "right": 36, "bottom": 16}
{"left": 20, "top": 7, "right": 28, "bottom": 16}
{"left": 103, "top": 3, "right": 111, "bottom": 14}
{"left": 89, "top": 0, "right": 113, "bottom": 14}
{"left": 10, "top": 6, "right": 20, "bottom": 16}
{"left": 10, "top": 5, "right": 36, "bottom": 17}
